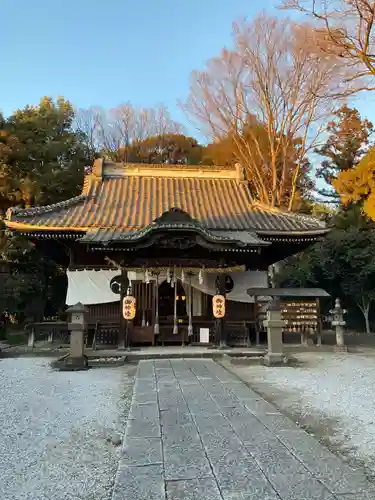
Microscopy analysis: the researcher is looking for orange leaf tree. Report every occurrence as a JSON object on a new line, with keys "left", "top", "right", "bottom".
{"left": 333, "top": 148, "right": 375, "bottom": 220}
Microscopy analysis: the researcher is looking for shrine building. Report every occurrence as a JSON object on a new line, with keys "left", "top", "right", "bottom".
{"left": 5, "top": 159, "right": 330, "bottom": 347}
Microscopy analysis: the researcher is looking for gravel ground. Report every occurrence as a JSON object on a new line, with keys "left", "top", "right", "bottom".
{"left": 225, "top": 351, "right": 375, "bottom": 480}
{"left": 0, "top": 357, "right": 136, "bottom": 500}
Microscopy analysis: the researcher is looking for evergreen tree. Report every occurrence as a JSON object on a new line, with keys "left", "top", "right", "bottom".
{"left": 315, "top": 105, "right": 373, "bottom": 202}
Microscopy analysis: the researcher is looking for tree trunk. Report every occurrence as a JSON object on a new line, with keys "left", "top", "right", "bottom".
{"left": 364, "top": 308, "right": 371, "bottom": 335}
{"left": 358, "top": 299, "right": 371, "bottom": 334}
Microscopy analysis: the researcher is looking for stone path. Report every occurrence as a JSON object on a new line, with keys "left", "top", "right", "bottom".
{"left": 112, "top": 359, "right": 375, "bottom": 500}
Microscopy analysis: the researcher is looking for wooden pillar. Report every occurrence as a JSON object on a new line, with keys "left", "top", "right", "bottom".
{"left": 154, "top": 274, "right": 160, "bottom": 335}
{"left": 217, "top": 269, "right": 227, "bottom": 348}
{"left": 118, "top": 269, "right": 129, "bottom": 350}
{"left": 173, "top": 275, "right": 178, "bottom": 335}
{"left": 141, "top": 282, "right": 146, "bottom": 327}
{"left": 316, "top": 298, "right": 323, "bottom": 347}
{"left": 188, "top": 276, "right": 193, "bottom": 338}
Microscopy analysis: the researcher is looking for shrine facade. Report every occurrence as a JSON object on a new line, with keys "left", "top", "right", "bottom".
{"left": 5, "top": 159, "right": 330, "bottom": 347}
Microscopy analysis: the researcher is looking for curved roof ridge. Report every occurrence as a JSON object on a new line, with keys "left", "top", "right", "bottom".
{"left": 6, "top": 194, "right": 86, "bottom": 220}
{"left": 108, "top": 161, "right": 236, "bottom": 171}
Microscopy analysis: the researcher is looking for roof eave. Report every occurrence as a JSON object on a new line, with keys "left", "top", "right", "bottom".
{"left": 5, "top": 221, "right": 89, "bottom": 232}
{"left": 255, "top": 227, "right": 331, "bottom": 237}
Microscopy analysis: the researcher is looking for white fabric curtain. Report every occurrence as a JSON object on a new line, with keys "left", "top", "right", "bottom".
{"left": 66, "top": 269, "right": 120, "bottom": 306}
{"left": 189, "top": 270, "right": 268, "bottom": 303}
{"left": 66, "top": 269, "right": 268, "bottom": 306}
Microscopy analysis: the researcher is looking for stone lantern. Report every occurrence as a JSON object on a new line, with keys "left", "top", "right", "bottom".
{"left": 263, "top": 298, "right": 287, "bottom": 366}
{"left": 329, "top": 298, "right": 348, "bottom": 352}
{"left": 63, "top": 302, "right": 89, "bottom": 370}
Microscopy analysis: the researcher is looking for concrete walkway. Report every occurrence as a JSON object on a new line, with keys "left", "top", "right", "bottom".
{"left": 112, "top": 359, "right": 375, "bottom": 500}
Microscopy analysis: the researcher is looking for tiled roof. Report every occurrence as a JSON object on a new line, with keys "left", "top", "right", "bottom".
{"left": 6, "top": 165, "right": 328, "bottom": 235}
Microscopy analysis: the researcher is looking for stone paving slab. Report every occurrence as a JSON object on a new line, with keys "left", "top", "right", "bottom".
{"left": 112, "top": 464, "right": 165, "bottom": 500}
{"left": 166, "top": 477, "right": 222, "bottom": 500}
{"left": 111, "top": 358, "right": 375, "bottom": 500}
{"left": 276, "top": 429, "right": 374, "bottom": 494}
{"left": 121, "top": 436, "right": 163, "bottom": 466}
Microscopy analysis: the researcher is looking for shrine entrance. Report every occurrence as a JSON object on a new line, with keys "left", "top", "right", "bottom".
{"left": 159, "top": 280, "right": 187, "bottom": 318}
{"left": 157, "top": 280, "right": 190, "bottom": 344}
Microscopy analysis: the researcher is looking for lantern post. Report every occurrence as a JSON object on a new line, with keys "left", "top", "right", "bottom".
{"left": 62, "top": 302, "right": 89, "bottom": 371}
{"left": 329, "top": 298, "right": 348, "bottom": 352}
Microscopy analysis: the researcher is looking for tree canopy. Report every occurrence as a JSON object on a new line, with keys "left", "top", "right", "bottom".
{"left": 0, "top": 96, "right": 92, "bottom": 210}
{"left": 118, "top": 133, "right": 204, "bottom": 164}
{"left": 315, "top": 105, "right": 373, "bottom": 202}
{"left": 334, "top": 147, "right": 375, "bottom": 221}
{"left": 183, "top": 14, "right": 348, "bottom": 209}
{"left": 282, "top": 0, "right": 375, "bottom": 87}
{"left": 276, "top": 217, "right": 375, "bottom": 333}
{"left": 0, "top": 97, "right": 93, "bottom": 322}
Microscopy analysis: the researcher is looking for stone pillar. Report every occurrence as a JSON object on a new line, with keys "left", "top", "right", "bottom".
{"left": 330, "top": 298, "right": 348, "bottom": 352}
{"left": 28, "top": 327, "right": 35, "bottom": 349}
{"left": 300, "top": 330, "right": 308, "bottom": 346}
{"left": 63, "top": 302, "right": 89, "bottom": 371}
{"left": 263, "top": 298, "right": 287, "bottom": 366}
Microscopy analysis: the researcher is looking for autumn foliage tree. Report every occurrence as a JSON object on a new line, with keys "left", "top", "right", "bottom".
{"left": 334, "top": 147, "right": 375, "bottom": 220}
{"left": 183, "top": 14, "right": 346, "bottom": 209}
{"left": 315, "top": 105, "right": 373, "bottom": 202}
{"left": 202, "top": 124, "right": 315, "bottom": 208}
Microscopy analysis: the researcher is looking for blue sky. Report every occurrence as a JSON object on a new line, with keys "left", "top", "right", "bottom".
{"left": 2, "top": 0, "right": 375, "bottom": 136}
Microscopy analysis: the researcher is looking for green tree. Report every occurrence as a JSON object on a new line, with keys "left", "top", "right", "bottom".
{"left": 276, "top": 215, "right": 375, "bottom": 333}
{"left": 0, "top": 97, "right": 91, "bottom": 322}
{"left": 315, "top": 105, "right": 373, "bottom": 202}
{"left": 0, "top": 96, "right": 93, "bottom": 208}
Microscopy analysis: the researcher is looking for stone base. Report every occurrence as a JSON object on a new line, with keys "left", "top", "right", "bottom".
{"left": 263, "top": 353, "right": 288, "bottom": 367}
{"left": 60, "top": 355, "right": 89, "bottom": 371}
{"left": 334, "top": 344, "right": 348, "bottom": 353}
{"left": 218, "top": 342, "right": 229, "bottom": 350}
{"left": 230, "top": 356, "right": 264, "bottom": 366}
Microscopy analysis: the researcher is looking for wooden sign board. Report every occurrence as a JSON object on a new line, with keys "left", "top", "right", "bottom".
{"left": 123, "top": 296, "right": 136, "bottom": 320}
{"left": 212, "top": 295, "right": 226, "bottom": 318}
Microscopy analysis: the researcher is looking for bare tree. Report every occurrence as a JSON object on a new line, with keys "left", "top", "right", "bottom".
{"left": 182, "top": 14, "right": 349, "bottom": 209}
{"left": 75, "top": 103, "right": 184, "bottom": 162}
{"left": 281, "top": 0, "right": 375, "bottom": 85}
{"left": 103, "top": 103, "right": 183, "bottom": 161}
{"left": 74, "top": 106, "right": 105, "bottom": 156}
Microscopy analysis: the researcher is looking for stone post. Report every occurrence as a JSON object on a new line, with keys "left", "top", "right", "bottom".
{"left": 263, "top": 298, "right": 287, "bottom": 366}
{"left": 28, "top": 327, "right": 35, "bottom": 349}
{"left": 63, "top": 302, "right": 89, "bottom": 370}
{"left": 330, "top": 298, "right": 348, "bottom": 352}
